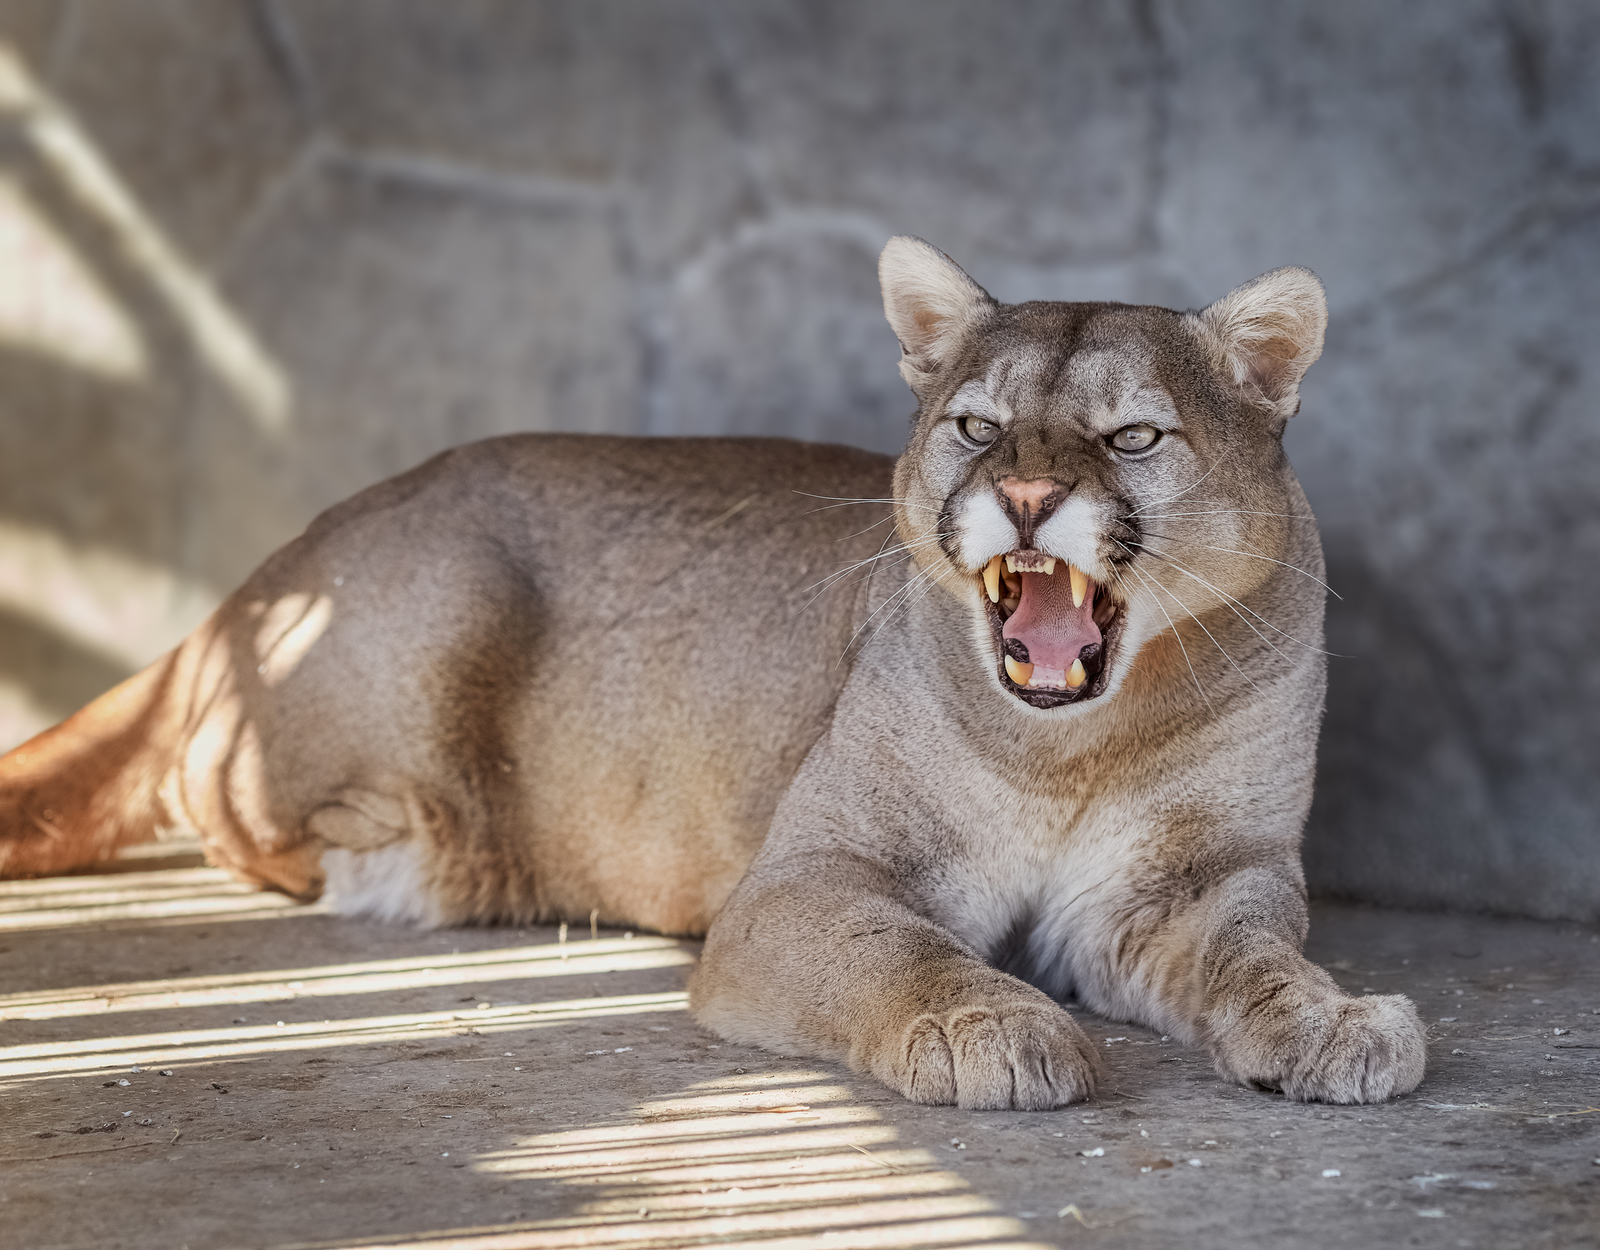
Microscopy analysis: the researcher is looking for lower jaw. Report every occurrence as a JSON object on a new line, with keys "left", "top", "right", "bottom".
{"left": 981, "top": 595, "right": 1124, "bottom": 710}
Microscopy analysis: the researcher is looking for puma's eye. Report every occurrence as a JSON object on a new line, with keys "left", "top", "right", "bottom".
{"left": 958, "top": 415, "right": 1000, "bottom": 446}
{"left": 1111, "top": 424, "right": 1161, "bottom": 453}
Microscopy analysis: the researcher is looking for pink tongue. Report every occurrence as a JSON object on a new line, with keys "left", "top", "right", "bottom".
{"left": 1002, "top": 571, "right": 1101, "bottom": 671}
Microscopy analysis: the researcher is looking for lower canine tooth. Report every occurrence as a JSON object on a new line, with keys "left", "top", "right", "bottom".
{"left": 1004, "top": 656, "right": 1034, "bottom": 686}
{"left": 1070, "top": 564, "right": 1089, "bottom": 608}
{"left": 1067, "top": 658, "right": 1087, "bottom": 689}
{"left": 983, "top": 555, "right": 1002, "bottom": 603}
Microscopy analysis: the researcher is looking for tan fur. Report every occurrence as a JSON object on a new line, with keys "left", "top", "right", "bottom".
{"left": 0, "top": 238, "right": 1424, "bottom": 1109}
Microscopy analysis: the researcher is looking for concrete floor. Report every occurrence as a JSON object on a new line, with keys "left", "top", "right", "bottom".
{"left": 1, "top": 846, "right": 1596, "bottom": 1250}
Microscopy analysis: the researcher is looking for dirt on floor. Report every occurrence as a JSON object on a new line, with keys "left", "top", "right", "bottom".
{"left": 0, "top": 843, "right": 1597, "bottom": 1250}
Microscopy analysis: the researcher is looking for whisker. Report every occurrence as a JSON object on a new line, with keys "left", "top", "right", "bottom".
{"left": 1115, "top": 552, "right": 1211, "bottom": 710}
{"left": 835, "top": 513, "right": 899, "bottom": 543}
{"left": 1115, "top": 543, "right": 1256, "bottom": 695}
{"left": 793, "top": 540, "right": 934, "bottom": 617}
{"left": 792, "top": 491, "right": 944, "bottom": 514}
{"left": 801, "top": 534, "right": 947, "bottom": 597}
{"left": 878, "top": 574, "right": 955, "bottom": 647}
{"left": 1103, "top": 567, "right": 1140, "bottom": 678}
{"left": 1126, "top": 538, "right": 1296, "bottom": 663}
{"left": 1130, "top": 495, "right": 1297, "bottom": 508}
{"left": 797, "top": 527, "right": 911, "bottom": 615}
{"left": 860, "top": 560, "right": 958, "bottom": 655}
{"left": 1124, "top": 509, "right": 1317, "bottom": 522}
{"left": 1127, "top": 460, "right": 1221, "bottom": 516}
{"left": 1143, "top": 535, "right": 1341, "bottom": 599}
{"left": 839, "top": 555, "right": 951, "bottom": 664}
{"left": 1124, "top": 541, "right": 1339, "bottom": 659}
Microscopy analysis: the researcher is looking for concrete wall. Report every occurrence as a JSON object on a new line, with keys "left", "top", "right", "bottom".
{"left": 0, "top": 1, "right": 1594, "bottom": 919}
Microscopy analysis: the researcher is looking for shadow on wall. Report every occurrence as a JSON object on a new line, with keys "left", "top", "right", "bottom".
{"left": 0, "top": 15, "right": 913, "bottom": 753}
{"left": 1306, "top": 545, "right": 1589, "bottom": 922}
{"left": 1306, "top": 547, "right": 1500, "bottom": 910}
{"left": 0, "top": 38, "right": 287, "bottom": 743}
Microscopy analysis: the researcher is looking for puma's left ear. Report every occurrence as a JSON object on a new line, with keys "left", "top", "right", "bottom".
{"left": 1191, "top": 267, "right": 1327, "bottom": 428}
{"left": 879, "top": 236, "right": 995, "bottom": 392}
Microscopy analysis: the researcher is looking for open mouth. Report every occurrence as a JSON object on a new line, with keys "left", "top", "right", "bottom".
{"left": 979, "top": 551, "right": 1124, "bottom": 709}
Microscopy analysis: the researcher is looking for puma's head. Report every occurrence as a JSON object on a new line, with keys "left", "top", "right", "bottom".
{"left": 880, "top": 236, "right": 1327, "bottom": 712}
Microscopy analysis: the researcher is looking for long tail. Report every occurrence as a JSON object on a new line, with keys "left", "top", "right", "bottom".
{"left": 0, "top": 649, "right": 184, "bottom": 877}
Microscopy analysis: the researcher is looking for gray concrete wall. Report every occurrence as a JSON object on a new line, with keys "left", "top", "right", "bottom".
{"left": 0, "top": 1, "right": 1594, "bottom": 919}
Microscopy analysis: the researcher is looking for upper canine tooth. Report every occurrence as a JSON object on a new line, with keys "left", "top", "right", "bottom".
{"left": 983, "top": 555, "right": 1002, "bottom": 603}
{"left": 1070, "top": 564, "right": 1089, "bottom": 609}
{"left": 1041, "top": 557, "right": 1056, "bottom": 576}
{"left": 1067, "top": 658, "right": 1087, "bottom": 689}
{"left": 1004, "top": 656, "right": 1034, "bottom": 686}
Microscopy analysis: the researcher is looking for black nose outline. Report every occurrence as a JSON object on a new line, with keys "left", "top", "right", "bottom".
{"left": 995, "top": 478, "right": 1067, "bottom": 548}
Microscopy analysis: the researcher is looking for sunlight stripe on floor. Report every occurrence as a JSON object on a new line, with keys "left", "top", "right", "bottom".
{"left": 0, "top": 867, "right": 314, "bottom": 930}
{"left": 285, "top": 1075, "right": 1051, "bottom": 1250}
{"left": 0, "top": 937, "right": 696, "bottom": 1021}
{"left": 288, "top": 1218, "right": 1047, "bottom": 1250}
{"left": 0, "top": 991, "right": 688, "bottom": 1081}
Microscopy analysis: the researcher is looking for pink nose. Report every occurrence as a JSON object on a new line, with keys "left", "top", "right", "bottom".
{"left": 998, "top": 477, "right": 1059, "bottom": 513}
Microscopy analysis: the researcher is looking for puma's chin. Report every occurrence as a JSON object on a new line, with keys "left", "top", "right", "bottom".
{"left": 977, "top": 550, "right": 1125, "bottom": 710}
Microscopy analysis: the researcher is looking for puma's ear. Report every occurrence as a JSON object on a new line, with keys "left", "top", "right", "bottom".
{"left": 1192, "top": 267, "right": 1327, "bottom": 428}
{"left": 879, "top": 236, "right": 995, "bottom": 388}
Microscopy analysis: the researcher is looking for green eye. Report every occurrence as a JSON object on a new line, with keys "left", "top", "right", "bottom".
{"left": 1111, "top": 424, "right": 1160, "bottom": 453}
{"left": 959, "top": 415, "right": 1000, "bottom": 446}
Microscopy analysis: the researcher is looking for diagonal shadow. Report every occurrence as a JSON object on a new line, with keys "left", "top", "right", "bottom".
{"left": 0, "top": 601, "right": 131, "bottom": 723}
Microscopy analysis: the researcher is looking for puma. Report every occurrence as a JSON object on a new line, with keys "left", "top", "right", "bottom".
{"left": 0, "top": 238, "right": 1426, "bottom": 1108}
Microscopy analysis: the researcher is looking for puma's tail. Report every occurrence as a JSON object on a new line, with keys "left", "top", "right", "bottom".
{"left": 0, "top": 649, "right": 184, "bottom": 878}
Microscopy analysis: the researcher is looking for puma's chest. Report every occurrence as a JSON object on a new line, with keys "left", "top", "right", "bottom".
{"left": 898, "top": 760, "right": 1157, "bottom": 994}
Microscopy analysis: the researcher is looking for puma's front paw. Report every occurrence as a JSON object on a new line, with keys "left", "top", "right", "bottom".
{"left": 1211, "top": 991, "right": 1426, "bottom": 1104}
{"left": 881, "top": 998, "right": 1100, "bottom": 1110}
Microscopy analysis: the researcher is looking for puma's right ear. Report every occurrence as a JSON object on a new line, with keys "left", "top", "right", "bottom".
{"left": 879, "top": 236, "right": 995, "bottom": 389}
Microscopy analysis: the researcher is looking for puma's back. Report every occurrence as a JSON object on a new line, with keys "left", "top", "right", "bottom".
{"left": 0, "top": 435, "right": 899, "bottom": 933}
